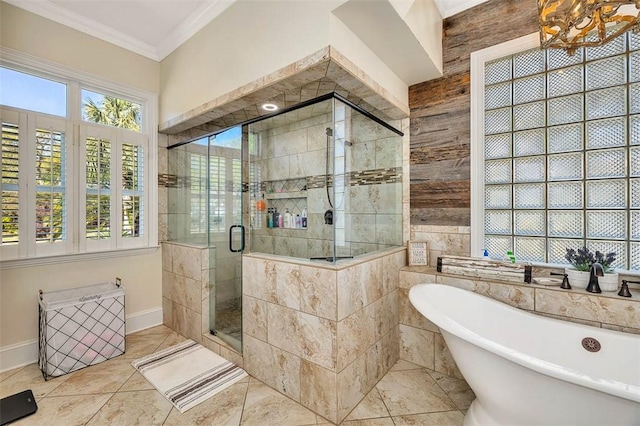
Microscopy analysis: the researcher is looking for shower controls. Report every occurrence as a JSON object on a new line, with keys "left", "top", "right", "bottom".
{"left": 324, "top": 209, "right": 333, "bottom": 225}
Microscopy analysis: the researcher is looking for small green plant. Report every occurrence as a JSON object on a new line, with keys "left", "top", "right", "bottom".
{"left": 565, "top": 246, "right": 616, "bottom": 272}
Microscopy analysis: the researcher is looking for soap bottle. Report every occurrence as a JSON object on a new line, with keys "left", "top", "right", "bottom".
{"left": 504, "top": 250, "right": 516, "bottom": 263}
{"left": 267, "top": 208, "right": 274, "bottom": 228}
{"left": 284, "top": 209, "right": 291, "bottom": 228}
{"left": 278, "top": 212, "right": 284, "bottom": 228}
{"left": 295, "top": 214, "right": 301, "bottom": 228}
{"left": 301, "top": 207, "right": 307, "bottom": 228}
{"left": 273, "top": 208, "right": 279, "bottom": 228}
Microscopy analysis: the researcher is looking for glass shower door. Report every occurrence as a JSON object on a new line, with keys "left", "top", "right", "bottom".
{"left": 208, "top": 126, "right": 243, "bottom": 352}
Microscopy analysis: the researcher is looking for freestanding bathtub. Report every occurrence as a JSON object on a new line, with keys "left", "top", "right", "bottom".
{"left": 409, "top": 284, "right": 640, "bottom": 426}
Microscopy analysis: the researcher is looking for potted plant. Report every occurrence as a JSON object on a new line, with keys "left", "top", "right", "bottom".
{"left": 565, "top": 247, "right": 618, "bottom": 291}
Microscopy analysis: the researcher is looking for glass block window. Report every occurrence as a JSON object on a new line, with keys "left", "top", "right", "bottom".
{"left": 483, "top": 31, "right": 639, "bottom": 271}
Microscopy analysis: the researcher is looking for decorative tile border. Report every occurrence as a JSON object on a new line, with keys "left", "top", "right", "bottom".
{"left": 160, "top": 167, "right": 402, "bottom": 189}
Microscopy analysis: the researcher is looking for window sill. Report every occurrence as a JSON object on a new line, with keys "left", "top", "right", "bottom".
{"left": 0, "top": 246, "right": 160, "bottom": 270}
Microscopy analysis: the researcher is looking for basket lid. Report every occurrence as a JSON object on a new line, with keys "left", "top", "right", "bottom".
{"left": 40, "top": 282, "right": 124, "bottom": 308}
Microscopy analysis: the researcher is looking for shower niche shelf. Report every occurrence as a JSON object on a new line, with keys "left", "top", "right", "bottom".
{"left": 265, "top": 191, "right": 307, "bottom": 200}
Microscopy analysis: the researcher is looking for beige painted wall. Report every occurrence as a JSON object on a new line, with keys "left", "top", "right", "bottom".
{"left": 159, "top": 0, "right": 410, "bottom": 125}
{"left": 0, "top": 251, "right": 162, "bottom": 348}
{"left": 0, "top": 1, "right": 160, "bottom": 93}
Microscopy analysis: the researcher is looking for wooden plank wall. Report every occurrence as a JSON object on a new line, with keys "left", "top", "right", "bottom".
{"left": 409, "top": 0, "right": 538, "bottom": 226}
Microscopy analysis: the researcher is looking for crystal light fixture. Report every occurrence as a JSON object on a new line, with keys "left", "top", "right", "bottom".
{"left": 539, "top": 0, "right": 640, "bottom": 54}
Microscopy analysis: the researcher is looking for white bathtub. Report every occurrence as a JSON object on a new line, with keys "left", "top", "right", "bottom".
{"left": 409, "top": 284, "right": 640, "bottom": 426}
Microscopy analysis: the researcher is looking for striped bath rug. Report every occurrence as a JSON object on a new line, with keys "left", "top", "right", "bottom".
{"left": 131, "top": 339, "right": 247, "bottom": 413}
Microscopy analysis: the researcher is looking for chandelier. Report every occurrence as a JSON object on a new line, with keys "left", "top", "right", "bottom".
{"left": 539, "top": 0, "right": 640, "bottom": 54}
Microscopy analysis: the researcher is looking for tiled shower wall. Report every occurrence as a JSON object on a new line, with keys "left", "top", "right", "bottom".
{"left": 250, "top": 106, "right": 403, "bottom": 259}
{"left": 242, "top": 248, "right": 406, "bottom": 424}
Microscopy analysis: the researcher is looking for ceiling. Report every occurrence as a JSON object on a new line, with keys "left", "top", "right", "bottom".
{"left": 4, "top": 0, "right": 488, "bottom": 61}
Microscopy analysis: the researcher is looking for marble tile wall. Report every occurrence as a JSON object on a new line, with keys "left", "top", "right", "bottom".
{"left": 161, "top": 242, "right": 209, "bottom": 344}
{"left": 398, "top": 266, "right": 640, "bottom": 380}
{"left": 242, "top": 247, "right": 405, "bottom": 424}
{"left": 410, "top": 225, "right": 471, "bottom": 266}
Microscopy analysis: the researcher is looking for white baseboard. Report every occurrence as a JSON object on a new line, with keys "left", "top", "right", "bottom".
{"left": 0, "top": 307, "right": 163, "bottom": 373}
{"left": 0, "top": 339, "right": 38, "bottom": 373}
{"left": 126, "top": 307, "right": 164, "bottom": 334}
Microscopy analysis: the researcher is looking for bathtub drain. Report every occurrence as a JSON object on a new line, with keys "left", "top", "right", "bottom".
{"left": 581, "top": 337, "right": 601, "bottom": 352}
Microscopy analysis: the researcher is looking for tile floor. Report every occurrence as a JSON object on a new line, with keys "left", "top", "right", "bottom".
{"left": 0, "top": 326, "right": 474, "bottom": 425}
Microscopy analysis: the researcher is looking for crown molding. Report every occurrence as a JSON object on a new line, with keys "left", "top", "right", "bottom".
{"left": 3, "top": 0, "right": 237, "bottom": 62}
{"left": 155, "top": 0, "right": 237, "bottom": 60}
{"left": 4, "top": 0, "right": 158, "bottom": 60}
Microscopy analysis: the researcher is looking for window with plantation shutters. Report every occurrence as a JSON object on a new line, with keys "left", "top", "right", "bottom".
{"left": 85, "top": 136, "right": 111, "bottom": 240}
{"left": 190, "top": 148, "right": 207, "bottom": 235}
{"left": 209, "top": 155, "right": 225, "bottom": 233}
{"left": 1, "top": 121, "right": 19, "bottom": 246}
{"left": 0, "top": 59, "right": 156, "bottom": 263}
{"left": 122, "top": 142, "right": 143, "bottom": 239}
{"left": 35, "top": 128, "right": 66, "bottom": 244}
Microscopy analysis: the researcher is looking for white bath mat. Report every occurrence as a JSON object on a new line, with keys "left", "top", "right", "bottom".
{"left": 131, "top": 339, "right": 247, "bottom": 413}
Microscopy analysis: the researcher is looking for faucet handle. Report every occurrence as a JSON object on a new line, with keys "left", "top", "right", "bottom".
{"left": 551, "top": 272, "right": 571, "bottom": 290}
{"left": 619, "top": 280, "right": 638, "bottom": 297}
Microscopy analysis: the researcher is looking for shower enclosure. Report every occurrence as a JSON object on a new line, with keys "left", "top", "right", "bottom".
{"left": 166, "top": 93, "right": 403, "bottom": 352}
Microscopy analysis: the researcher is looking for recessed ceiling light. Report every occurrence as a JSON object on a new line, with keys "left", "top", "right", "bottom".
{"left": 262, "top": 103, "right": 278, "bottom": 111}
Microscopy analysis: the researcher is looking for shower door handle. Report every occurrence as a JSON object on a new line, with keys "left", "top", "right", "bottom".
{"left": 229, "top": 224, "right": 245, "bottom": 253}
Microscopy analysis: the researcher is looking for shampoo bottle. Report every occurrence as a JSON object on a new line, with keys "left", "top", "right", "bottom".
{"left": 301, "top": 208, "right": 307, "bottom": 228}
{"left": 278, "top": 213, "right": 284, "bottom": 228}
{"left": 284, "top": 209, "right": 291, "bottom": 228}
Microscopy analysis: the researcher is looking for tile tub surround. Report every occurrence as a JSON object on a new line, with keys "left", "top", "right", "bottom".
{"left": 242, "top": 247, "right": 406, "bottom": 424}
{"left": 398, "top": 266, "right": 640, "bottom": 378}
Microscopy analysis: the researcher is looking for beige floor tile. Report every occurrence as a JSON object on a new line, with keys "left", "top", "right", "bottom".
{"left": 341, "top": 418, "right": 395, "bottom": 425}
{"left": 389, "top": 359, "right": 422, "bottom": 371}
{"left": 130, "top": 325, "right": 175, "bottom": 337}
{"left": 48, "top": 358, "right": 135, "bottom": 396}
{"left": 0, "top": 364, "right": 68, "bottom": 400}
{"left": 375, "top": 369, "right": 457, "bottom": 416}
{"left": 344, "top": 388, "right": 389, "bottom": 421}
{"left": 155, "top": 331, "right": 189, "bottom": 352}
{"left": 120, "top": 334, "right": 165, "bottom": 359}
{"left": 425, "top": 370, "right": 475, "bottom": 410}
{"left": 118, "top": 371, "right": 154, "bottom": 392}
{"left": 0, "top": 366, "right": 24, "bottom": 382}
{"left": 240, "top": 382, "right": 317, "bottom": 426}
{"left": 392, "top": 410, "right": 465, "bottom": 425}
{"left": 163, "top": 381, "right": 248, "bottom": 426}
{"left": 14, "top": 394, "right": 112, "bottom": 426}
{"left": 86, "top": 389, "right": 172, "bottom": 425}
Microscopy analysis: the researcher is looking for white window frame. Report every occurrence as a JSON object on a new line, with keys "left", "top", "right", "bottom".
{"left": 0, "top": 47, "right": 158, "bottom": 267}
{"left": 470, "top": 33, "right": 540, "bottom": 258}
